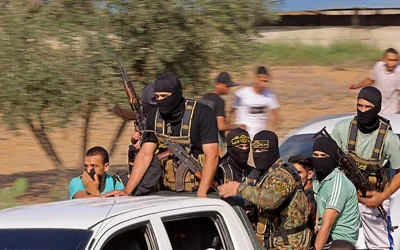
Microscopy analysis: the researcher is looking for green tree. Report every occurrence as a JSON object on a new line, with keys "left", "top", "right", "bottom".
{"left": 0, "top": 0, "right": 280, "bottom": 170}
{"left": 0, "top": 0, "right": 122, "bottom": 168}
{"left": 106, "top": 0, "right": 280, "bottom": 95}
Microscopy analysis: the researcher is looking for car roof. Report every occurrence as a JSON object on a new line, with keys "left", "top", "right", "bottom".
{"left": 0, "top": 195, "right": 230, "bottom": 230}
{"left": 284, "top": 113, "right": 400, "bottom": 138}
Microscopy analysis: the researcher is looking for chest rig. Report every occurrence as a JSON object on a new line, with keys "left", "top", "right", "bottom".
{"left": 218, "top": 161, "right": 256, "bottom": 186}
{"left": 256, "top": 161, "right": 306, "bottom": 249}
{"left": 154, "top": 99, "right": 203, "bottom": 192}
{"left": 347, "top": 118, "right": 391, "bottom": 191}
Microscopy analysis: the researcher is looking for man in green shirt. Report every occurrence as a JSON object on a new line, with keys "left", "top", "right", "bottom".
{"left": 331, "top": 86, "right": 400, "bottom": 249}
{"left": 312, "top": 137, "right": 360, "bottom": 250}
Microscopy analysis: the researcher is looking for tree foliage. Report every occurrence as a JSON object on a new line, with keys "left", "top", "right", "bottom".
{"left": 106, "top": 0, "right": 280, "bottom": 94}
{"left": 0, "top": 0, "right": 280, "bottom": 169}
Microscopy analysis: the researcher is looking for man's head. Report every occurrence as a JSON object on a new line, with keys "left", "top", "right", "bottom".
{"left": 215, "top": 72, "right": 236, "bottom": 95}
{"left": 288, "top": 154, "right": 314, "bottom": 188}
{"left": 154, "top": 73, "right": 185, "bottom": 121}
{"left": 328, "top": 240, "right": 356, "bottom": 250}
{"left": 383, "top": 48, "right": 398, "bottom": 72}
{"left": 252, "top": 130, "right": 280, "bottom": 172}
{"left": 84, "top": 146, "right": 110, "bottom": 177}
{"left": 141, "top": 82, "right": 157, "bottom": 117}
{"left": 312, "top": 137, "right": 337, "bottom": 182}
{"left": 254, "top": 66, "right": 270, "bottom": 91}
{"left": 226, "top": 128, "right": 251, "bottom": 169}
{"left": 356, "top": 86, "right": 382, "bottom": 133}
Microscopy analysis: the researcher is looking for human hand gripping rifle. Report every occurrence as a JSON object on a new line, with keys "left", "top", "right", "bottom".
{"left": 152, "top": 132, "right": 219, "bottom": 192}
{"left": 313, "top": 127, "right": 398, "bottom": 232}
{"left": 112, "top": 54, "right": 146, "bottom": 134}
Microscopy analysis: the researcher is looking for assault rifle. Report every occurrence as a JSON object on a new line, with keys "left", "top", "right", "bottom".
{"left": 112, "top": 54, "right": 146, "bottom": 132}
{"left": 313, "top": 127, "right": 398, "bottom": 232}
{"left": 154, "top": 135, "right": 219, "bottom": 192}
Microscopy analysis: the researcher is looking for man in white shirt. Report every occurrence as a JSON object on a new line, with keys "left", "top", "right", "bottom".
{"left": 231, "top": 66, "right": 280, "bottom": 139}
{"left": 349, "top": 48, "right": 400, "bottom": 114}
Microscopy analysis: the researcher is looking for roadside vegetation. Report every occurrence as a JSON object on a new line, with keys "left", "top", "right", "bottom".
{"left": 248, "top": 42, "right": 382, "bottom": 67}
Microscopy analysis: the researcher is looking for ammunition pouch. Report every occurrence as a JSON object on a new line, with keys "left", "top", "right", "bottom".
{"left": 256, "top": 215, "right": 307, "bottom": 248}
{"left": 161, "top": 154, "right": 204, "bottom": 192}
{"left": 347, "top": 118, "right": 391, "bottom": 191}
{"left": 153, "top": 99, "right": 203, "bottom": 192}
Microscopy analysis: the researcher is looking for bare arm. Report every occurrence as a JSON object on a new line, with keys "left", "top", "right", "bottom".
{"left": 216, "top": 116, "right": 243, "bottom": 131}
{"left": 382, "top": 170, "right": 400, "bottom": 200}
{"left": 73, "top": 172, "right": 100, "bottom": 199}
{"left": 349, "top": 77, "right": 374, "bottom": 89}
{"left": 314, "top": 208, "right": 340, "bottom": 250}
{"left": 228, "top": 108, "right": 236, "bottom": 124}
{"left": 360, "top": 170, "right": 400, "bottom": 207}
{"left": 271, "top": 109, "right": 279, "bottom": 131}
{"left": 73, "top": 191, "right": 99, "bottom": 199}
{"left": 197, "top": 142, "right": 219, "bottom": 197}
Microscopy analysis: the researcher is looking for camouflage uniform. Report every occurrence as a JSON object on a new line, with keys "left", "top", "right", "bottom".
{"left": 237, "top": 159, "right": 311, "bottom": 250}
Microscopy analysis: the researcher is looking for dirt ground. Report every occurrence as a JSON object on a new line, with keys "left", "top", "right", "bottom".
{"left": 0, "top": 65, "right": 369, "bottom": 206}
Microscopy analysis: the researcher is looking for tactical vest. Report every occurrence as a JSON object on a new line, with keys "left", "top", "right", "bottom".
{"left": 346, "top": 118, "right": 391, "bottom": 190}
{"left": 218, "top": 162, "right": 256, "bottom": 186}
{"left": 255, "top": 161, "right": 306, "bottom": 249}
{"left": 154, "top": 99, "right": 203, "bottom": 192}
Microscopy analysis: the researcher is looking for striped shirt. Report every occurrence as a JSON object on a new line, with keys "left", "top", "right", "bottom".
{"left": 232, "top": 87, "right": 279, "bottom": 139}
{"left": 313, "top": 168, "right": 360, "bottom": 245}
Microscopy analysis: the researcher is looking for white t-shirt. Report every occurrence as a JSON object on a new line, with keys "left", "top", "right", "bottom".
{"left": 370, "top": 61, "right": 400, "bottom": 114}
{"left": 233, "top": 86, "right": 279, "bottom": 139}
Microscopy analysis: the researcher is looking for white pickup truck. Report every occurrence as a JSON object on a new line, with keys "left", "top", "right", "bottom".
{"left": 0, "top": 194, "right": 264, "bottom": 250}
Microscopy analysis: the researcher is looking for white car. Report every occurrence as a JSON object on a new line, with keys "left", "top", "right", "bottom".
{"left": 279, "top": 113, "right": 400, "bottom": 249}
{"left": 0, "top": 194, "right": 264, "bottom": 250}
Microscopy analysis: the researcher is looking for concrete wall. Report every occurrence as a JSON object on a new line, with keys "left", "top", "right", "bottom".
{"left": 257, "top": 26, "right": 400, "bottom": 49}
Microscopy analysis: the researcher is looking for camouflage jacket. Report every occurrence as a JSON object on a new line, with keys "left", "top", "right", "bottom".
{"left": 237, "top": 160, "right": 311, "bottom": 250}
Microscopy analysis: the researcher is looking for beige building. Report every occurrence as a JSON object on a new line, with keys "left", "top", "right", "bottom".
{"left": 257, "top": 7, "right": 400, "bottom": 49}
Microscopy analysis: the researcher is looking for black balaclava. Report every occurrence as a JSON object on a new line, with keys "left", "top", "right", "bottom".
{"left": 141, "top": 82, "right": 157, "bottom": 118}
{"left": 356, "top": 86, "right": 382, "bottom": 134}
{"left": 226, "top": 128, "right": 251, "bottom": 170}
{"left": 312, "top": 137, "right": 338, "bottom": 182}
{"left": 252, "top": 130, "right": 280, "bottom": 173}
{"left": 154, "top": 73, "right": 185, "bottom": 124}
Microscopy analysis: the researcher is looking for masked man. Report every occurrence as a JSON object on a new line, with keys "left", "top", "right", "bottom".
{"left": 331, "top": 86, "right": 400, "bottom": 249}
{"left": 218, "top": 130, "right": 310, "bottom": 249}
{"left": 119, "top": 82, "right": 162, "bottom": 196}
{"left": 104, "top": 73, "right": 219, "bottom": 198}
{"left": 312, "top": 137, "right": 360, "bottom": 250}
{"left": 216, "top": 128, "right": 258, "bottom": 185}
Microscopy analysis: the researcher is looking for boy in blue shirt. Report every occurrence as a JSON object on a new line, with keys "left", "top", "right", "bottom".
{"left": 69, "top": 146, "right": 124, "bottom": 199}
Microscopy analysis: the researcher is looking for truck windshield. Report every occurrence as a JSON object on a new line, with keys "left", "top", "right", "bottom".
{"left": 0, "top": 228, "right": 92, "bottom": 250}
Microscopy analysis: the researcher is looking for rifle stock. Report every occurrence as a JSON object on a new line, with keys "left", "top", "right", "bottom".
{"left": 112, "top": 104, "right": 138, "bottom": 121}
{"left": 313, "top": 127, "right": 398, "bottom": 232}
